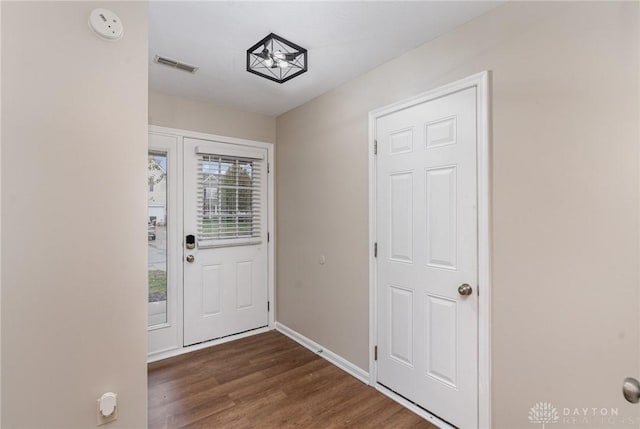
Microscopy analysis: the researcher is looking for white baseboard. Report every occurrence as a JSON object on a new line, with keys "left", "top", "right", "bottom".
{"left": 275, "top": 321, "right": 369, "bottom": 384}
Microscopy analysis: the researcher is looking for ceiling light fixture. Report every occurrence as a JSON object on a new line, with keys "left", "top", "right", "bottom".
{"left": 246, "top": 33, "right": 307, "bottom": 84}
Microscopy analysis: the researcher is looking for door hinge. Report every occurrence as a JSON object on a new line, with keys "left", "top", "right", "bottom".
{"left": 267, "top": 162, "right": 270, "bottom": 174}
{"left": 374, "top": 345, "right": 378, "bottom": 361}
{"left": 374, "top": 140, "right": 378, "bottom": 155}
{"left": 267, "top": 232, "right": 270, "bottom": 243}
{"left": 374, "top": 242, "right": 378, "bottom": 258}
{"left": 267, "top": 301, "right": 270, "bottom": 312}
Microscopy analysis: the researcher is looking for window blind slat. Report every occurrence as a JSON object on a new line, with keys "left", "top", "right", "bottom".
{"left": 196, "top": 153, "right": 263, "bottom": 246}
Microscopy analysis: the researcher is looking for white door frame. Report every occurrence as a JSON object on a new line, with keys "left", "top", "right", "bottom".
{"left": 368, "top": 71, "right": 491, "bottom": 429}
{"left": 147, "top": 125, "right": 276, "bottom": 361}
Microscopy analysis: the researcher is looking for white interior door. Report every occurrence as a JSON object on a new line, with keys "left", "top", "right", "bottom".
{"left": 376, "top": 87, "right": 478, "bottom": 428}
{"left": 183, "top": 137, "right": 269, "bottom": 346}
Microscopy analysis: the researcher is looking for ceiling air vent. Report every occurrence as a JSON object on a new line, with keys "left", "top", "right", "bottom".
{"left": 153, "top": 55, "right": 199, "bottom": 74}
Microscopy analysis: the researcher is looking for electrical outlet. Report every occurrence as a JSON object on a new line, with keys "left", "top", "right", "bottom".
{"left": 88, "top": 8, "right": 123, "bottom": 41}
{"left": 96, "top": 402, "right": 117, "bottom": 426}
{"left": 97, "top": 393, "right": 118, "bottom": 426}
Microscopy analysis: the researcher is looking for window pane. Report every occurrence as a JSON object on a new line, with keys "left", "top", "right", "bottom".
{"left": 148, "top": 151, "right": 167, "bottom": 327}
{"left": 198, "top": 154, "right": 261, "bottom": 244}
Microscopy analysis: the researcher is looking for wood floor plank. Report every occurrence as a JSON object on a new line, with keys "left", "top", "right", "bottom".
{"left": 148, "top": 331, "right": 437, "bottom": 428}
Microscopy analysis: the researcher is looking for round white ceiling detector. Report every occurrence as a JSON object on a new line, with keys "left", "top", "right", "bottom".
{"left": 89, "top": 8, "right": 123, "bottom": 41}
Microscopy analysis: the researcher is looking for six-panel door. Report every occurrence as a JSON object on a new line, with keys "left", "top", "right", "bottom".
{"left": 376, "top": 87, "right": 478, "bottom": 428}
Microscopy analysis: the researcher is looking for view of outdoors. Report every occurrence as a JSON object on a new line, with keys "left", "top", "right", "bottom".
{"left": 199, "top": 156, "right": 256, "bottom": 242}
{"left": 148, "top": 151, "right": 168, "bottom": 327}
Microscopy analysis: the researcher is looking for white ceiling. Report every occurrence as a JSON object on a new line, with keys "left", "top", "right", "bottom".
{"left": 149, "top": 1, "right": 501, "bottom": 117}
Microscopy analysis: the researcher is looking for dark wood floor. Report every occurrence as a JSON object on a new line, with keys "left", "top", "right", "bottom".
{"left": 148, "top": 331, "right": 435, "bottom": 428}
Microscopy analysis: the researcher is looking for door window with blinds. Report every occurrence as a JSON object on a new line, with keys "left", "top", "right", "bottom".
{"left": 198, "top": 153, "right": 262, "bottom": 247}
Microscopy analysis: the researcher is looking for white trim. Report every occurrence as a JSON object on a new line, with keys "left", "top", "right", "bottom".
{"left": 147, "top": 326, "right": 271, "bottom": 363}
{"left": 275, "top": 322, "right": 369, "bottom": 385}
{"left": 147, "top": 125, "right": 276, "bottom": 358}
{"left": 368, "top": 99, "right": 378, "bottom": 388}
{"left": 147, "top": 322, "right": 170, "bottom": 332}
{"left": 368, "top": 71, "right": 492, "bottom": 429}
{"left": 149, "top": 125, "right": 274, "bottom": 151}
{"left": 267, "top": 144, "right": 276, "bottom": 327}
{"left": 476, "top": 71, "right": 492, "bottom": 429}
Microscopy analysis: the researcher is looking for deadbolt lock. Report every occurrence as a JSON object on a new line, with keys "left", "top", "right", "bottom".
{"left": 186, "top": 234, "right": 196, "bottom": 250}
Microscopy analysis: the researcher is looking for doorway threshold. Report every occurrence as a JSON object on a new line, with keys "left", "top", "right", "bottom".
{"left": 147, "top": 325, "right": 270, "bottom": 363}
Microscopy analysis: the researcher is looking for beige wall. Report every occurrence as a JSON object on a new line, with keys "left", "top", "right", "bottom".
{"left": 149, "top": 91, "right": 276, "bottom": 143}
{"left": 2, "top": 2, "right": 148, "bottom": 428}
{"left": 276, "top": 2, "right": 640, "bottom": 427}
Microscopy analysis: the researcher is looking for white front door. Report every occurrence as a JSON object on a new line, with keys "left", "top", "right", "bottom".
{"left": 376, "top": 87, "right": 478, "bottom": 428}
{"left": 183, "top": 137, "right": 269, "bottom": 346}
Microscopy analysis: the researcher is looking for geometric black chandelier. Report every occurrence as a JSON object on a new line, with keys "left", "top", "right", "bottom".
{"left": 246, "top": 33, "right": 308, "bottom": 84}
